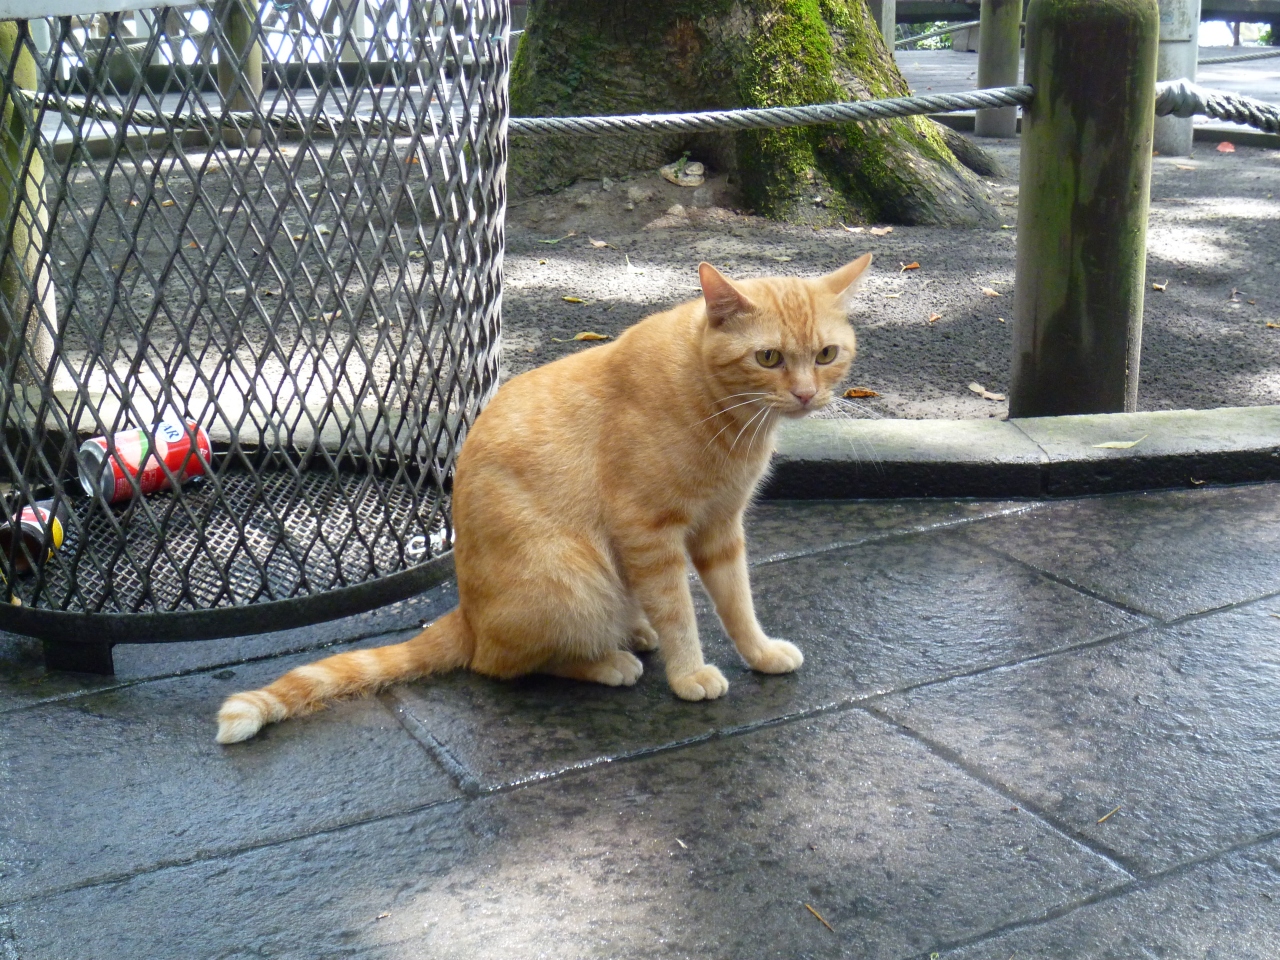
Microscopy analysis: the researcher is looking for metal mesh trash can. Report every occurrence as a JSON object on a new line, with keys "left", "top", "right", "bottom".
{"left": 0, "top": 0, "right": 508, "bottom": 671}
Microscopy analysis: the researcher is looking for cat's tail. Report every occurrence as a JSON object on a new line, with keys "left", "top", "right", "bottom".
{"left": 214, "top": 607, "right": 474, "bottom": 744}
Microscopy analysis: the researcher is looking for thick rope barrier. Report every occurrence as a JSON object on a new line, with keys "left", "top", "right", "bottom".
{"left": 1198, "top": 47, "right": 1280, "bottom": 65}
{"left": 1154, "top": 79, "right": 1280, "bottom": 133}
{"left": 508, "top": 86, "right": 1033, "bottom": 137}
{"left": 39, "top": 78, "right": 1280, "bottom": 142}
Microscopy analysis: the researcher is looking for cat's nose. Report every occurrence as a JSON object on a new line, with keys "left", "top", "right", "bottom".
{"left": 791, "top": 387, "right": 816, "bottom": 406}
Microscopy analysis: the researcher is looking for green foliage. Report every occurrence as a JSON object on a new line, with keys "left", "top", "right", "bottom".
{"left": 895, "top": 21, "right": 954, "bottom": 50}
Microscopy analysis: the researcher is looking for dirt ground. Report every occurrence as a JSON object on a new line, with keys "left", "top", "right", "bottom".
{"left": 502, "top": 136, "right": 1280, "bottom": 420}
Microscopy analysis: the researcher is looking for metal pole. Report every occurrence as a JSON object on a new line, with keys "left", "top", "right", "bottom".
{"left": 217, "top": 0, "right": 263, "bottom": 149}
{"left": 975, "top": 0, "right": 1022, "bottom": 136}
{"left": 1153, "top": 0, "right": 1200, "bottom": 155}
{"left": 868, "top": 0, "right": 897, "bottom": 46}
{"left": 1009, "top": 0, "right": 1159, "bottom": 417}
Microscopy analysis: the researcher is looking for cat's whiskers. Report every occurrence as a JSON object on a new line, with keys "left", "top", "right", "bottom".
{"left": 746, "top": 404, "right": 780, "bottom": 456}
{"left": 703, "top": 399, "right": 765, "bottom": 453}
{"left": 729, "top": 404, "right": 774, "bottom": 455}
{"left": 694, "top": 392, "right": 772, "bottom": 427}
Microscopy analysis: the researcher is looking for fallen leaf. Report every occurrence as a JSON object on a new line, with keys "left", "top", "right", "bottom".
{"left": 772, "top": 255, "right": 793, "bottom": 262}
{"left": 1152, "top": 280, "right": 1168, "bottom": 291}
{"left": 625, "top": 254, "right": 644, "bottom": 275}
{"left": 1248, "top": 299, "right": 1257, "bottom": 305}
{"left": 1097, "top": 805, "right": 1122, "bottom": 824}
{"left": 997, "top": 317, "right": 1006, "bottom": 323}
{"left": 1267, "top": 322, "right": 1279, "bottom": 329}
{"left": 538, "top": 232, "right": 576, "bottom": 244}
{"left": 927, "top": 312, "right": 942, "bottom": 323}
{"left": 1001, "top": 224, "right": 1014, "bottom": 229}
{"left": 293, "top": 233, "right": 305, "bottom": 241}
{"left": 843, "top": 387, "right": 880, "bottom": 398}
{"left": 1190, "top": 478, "right": 1207, "bottom": 486}
{"left": 572, "top": 331, "right": 609, "bottom": 340}
{"left": 841, "top": 224, "right": 864, "bottom": 233}
{"left": 538, "top": 258, "right": 547, "bottom": 265}
{"left": 883, "top": 293, "right": 900, "bottom": 299}
{"left": 407, "top": 250, "right": 425, "bottom": 259}
{"left": 968, "top": 382, "right": 1005, "bottom": 401}
{"left": 375, "top": 912, "right": 391, "bottom": 920}
{"left": 562, "top": 296, "right": 587, "bottom": 303}
{"left": 128, "top": 198, "right": 139, "bottom": 206}
{"left": 187, "top": 241, "right": 198, "bottom": 248}
{"left": 1092, "top": 435, "right": 1147, "bottom": 449}
{"left": 805, "top": 903, "right": 835, "bottom": 933}
{"left": 868, "top": 226, "right": 893, "bottom": 236}
{"left": 1175, "top": 163, "right": 1196, "bottom": 170}
{"left": 588, "top": 237, "right": 612, "bottom": 248}
{"left": 1217, "top": 141, "right": 1235, "bottom": 153}
{"left": 309, "top": 191, "right": 320, "bottom": 199}
{"left": 160, "top": 199, "right": 175, "bottom": 207}
{"left": 900, "top": 261, "right": 920, "bottom": 272}
{"left": 10, "top": 595, "right": 20, "bottom": 607}
{"left": 981, "top": 287, "right": 1001, "bottom": 297}
{"left": 408, "top": 155, "right": 421, "bottom": 164}
{"left": 675, "top": 838, "right": 688, "bottom": 849}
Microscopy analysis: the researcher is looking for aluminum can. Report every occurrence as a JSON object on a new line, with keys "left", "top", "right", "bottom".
{"left": 0, "top": 498, "right": 67, "bottom": 575}
{"left": 78, "top": 420, "right": 212, "bottom": 504}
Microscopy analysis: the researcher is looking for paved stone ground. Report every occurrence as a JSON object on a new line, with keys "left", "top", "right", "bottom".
{"left": 3, "top": 481, "right": 1280, "bottom": 958}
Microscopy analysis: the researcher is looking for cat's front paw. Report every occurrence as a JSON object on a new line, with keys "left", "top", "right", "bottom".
{"left": 745, "top": 639, "right": 804, "bottom": 674}
{"left": 669, "top": 664, "right": 729, "bottom": 701}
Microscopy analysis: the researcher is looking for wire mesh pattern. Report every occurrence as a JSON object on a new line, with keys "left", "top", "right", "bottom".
{"left": 0, "top": 0, "right": 507, "bottom": 628}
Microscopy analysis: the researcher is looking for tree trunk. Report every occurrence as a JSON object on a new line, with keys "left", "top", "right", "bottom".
{"left": 510, "top": 0, "right": 1000, "bottom": 226}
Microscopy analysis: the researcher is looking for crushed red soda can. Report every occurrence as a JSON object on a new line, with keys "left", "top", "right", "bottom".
{"left": 78, "top": 420, "right": 212, "bottom": 504}
{"left": 0, "top": 499, "right": 67, "bottom": 574}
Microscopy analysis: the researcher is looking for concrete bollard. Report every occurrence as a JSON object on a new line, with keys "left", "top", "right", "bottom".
{"left": 868, "top": 0, "right": 897, "bottom": 46}
{"left": 1009, "top": 0, "right": 1159, "bottom": 418}
{"left": 975, "top": 0, "right": 1023, "bottom": 137}
{"left": 1153, "top": 0, "right": 1201, "bottom": 156}
{"left": 217, "top": 0, "right": 263, "bottom": 149}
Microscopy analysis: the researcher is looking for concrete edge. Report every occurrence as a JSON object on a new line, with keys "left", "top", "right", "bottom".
{"left": 764, "top": 404, "right": 1280, "bottom": 499}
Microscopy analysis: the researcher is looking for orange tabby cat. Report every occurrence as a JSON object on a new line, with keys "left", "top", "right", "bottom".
{"left": 215, "top": 253, "right": 872, "bottom": 743}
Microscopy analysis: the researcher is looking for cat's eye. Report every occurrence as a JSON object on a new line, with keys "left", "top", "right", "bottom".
{"left": 815, "top": 345, "right": 839, "bottom": 365}
{"left": 755, "top": 349, "right": 783, "bottom": 368}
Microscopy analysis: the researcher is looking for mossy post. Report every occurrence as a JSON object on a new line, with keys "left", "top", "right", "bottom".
{"left": 217, "top": 0, "right": 263, "bottom": 149}
{"left": 0, "top": 20, "right": 54, "bottom": 386}
{"left": 974, "top": 0, "right": 1022, "bottom": 137}
{"left": 1009, "top": 0, "right": 1158, "bottom": 417}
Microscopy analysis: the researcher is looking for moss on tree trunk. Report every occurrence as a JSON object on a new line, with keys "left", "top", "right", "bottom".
{"left": 510, "top": 0, "right": 999, "bottom": 226}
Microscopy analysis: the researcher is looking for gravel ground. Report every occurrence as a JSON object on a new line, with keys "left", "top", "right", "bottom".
{"left": 502, "top": 136, "right": 1280, "bottom": 419}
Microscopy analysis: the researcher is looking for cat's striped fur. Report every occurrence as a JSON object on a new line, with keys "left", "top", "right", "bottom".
{"left": 216, "top": 254, "right": 872, "bottom": 743}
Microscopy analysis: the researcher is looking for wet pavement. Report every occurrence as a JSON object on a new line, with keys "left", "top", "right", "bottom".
{"left": 3, "top": 483, "right": 1280, "bottom": 958}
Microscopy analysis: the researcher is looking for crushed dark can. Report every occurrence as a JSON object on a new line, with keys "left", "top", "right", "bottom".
{"left": 78, "top": 421, "right": 212, "bottom": 504}
{"left": 0, "top": 499, "right": 67, "bottom": 575}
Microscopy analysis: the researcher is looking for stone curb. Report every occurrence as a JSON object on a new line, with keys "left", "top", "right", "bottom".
{"left": 765, "top": 404, "right": 1280, "bottom": 499}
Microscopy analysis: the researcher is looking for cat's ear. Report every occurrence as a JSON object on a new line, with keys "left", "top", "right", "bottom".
{"left": 699, "top": 262, "right": 754, "bottom": 326}
{"left": 823, "top": 253, "right": 873, "bottom": 311}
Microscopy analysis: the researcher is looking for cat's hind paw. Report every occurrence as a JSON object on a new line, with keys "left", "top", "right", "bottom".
{"left": 669, "top": 664, "right": 729, "bottom": 701}
{"left": 744, "top": 639, "right": 804, "bottom": 674}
